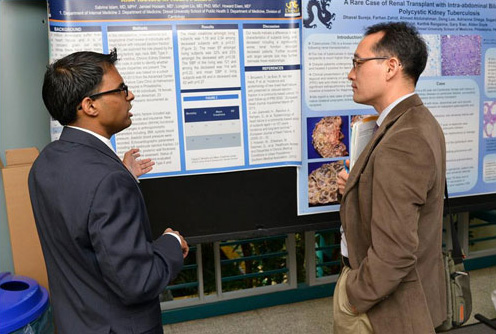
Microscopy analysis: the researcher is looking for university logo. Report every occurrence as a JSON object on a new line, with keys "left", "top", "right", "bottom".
{"left": 304, "top": 0, "right": 336, "bottom": 29}
{"left": 285, "top": 0, "right": 301, "bottom": 17}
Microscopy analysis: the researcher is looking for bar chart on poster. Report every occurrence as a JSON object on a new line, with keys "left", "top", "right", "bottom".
{"left": 45, "top": 0, "right": 496, "bottom": 239}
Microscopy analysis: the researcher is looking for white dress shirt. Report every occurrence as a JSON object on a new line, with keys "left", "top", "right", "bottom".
{"left": 340, "top": 92, "right": 415, "bottom": 258}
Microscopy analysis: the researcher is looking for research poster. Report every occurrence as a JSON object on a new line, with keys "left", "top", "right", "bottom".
{"left": 299, "top": 0, "right": 496, "bottom": 214}
{"left": 47, "top": 0, "right": 302, "bottom": 176}
{"left": 46, "top": 0, "right": 496, "bottom": 215}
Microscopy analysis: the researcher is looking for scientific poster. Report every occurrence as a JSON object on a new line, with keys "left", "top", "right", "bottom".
{"left": 299, "top": 0, "right": 496, "bottom": 214}
{"left": 47, "top": 0, "right": 302, "bottom": 176}
{"left": 46, "top": 0, "right": 496, "bottom": 214}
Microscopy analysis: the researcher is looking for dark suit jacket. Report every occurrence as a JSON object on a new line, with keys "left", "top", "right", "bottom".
{"left": 29, "top": 127, "right": 184, "bottom": 333}
{"left": 340, "top": 95, "right": 447, "bottom": 333}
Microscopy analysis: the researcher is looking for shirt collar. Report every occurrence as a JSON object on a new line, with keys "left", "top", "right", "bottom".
{"left": 66, "top": 126, "right": 116, "bottom": 154}
{"left": 376, "top": 92, "right": 415, "bottom": 127}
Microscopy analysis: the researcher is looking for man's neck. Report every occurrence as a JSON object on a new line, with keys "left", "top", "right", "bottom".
{"left": 69, "top": 121, "right": 111, "bottom": 139}
{"left": 375, "top": 92, "right": 416, "bottom": 126}
{"left": 66, "top": 125, "right": 117, "bottom": 154}
{"left": 375, "top": 88, "right": 415, "bottom": 114}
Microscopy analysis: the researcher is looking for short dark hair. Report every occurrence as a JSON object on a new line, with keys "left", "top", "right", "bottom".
{"left": 42, "top": 49, "right": 118, "bottom": 125}
{"left": 365, "top": 22, "right": 427, "bottom": 85}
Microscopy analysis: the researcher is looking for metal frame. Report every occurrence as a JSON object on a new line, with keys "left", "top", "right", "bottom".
{"left": 161, "top": 244, "right": 204, "bottom": 310}
{"left": 304, "top": 231, "right": 339, "bottom": 286}
{"left": 467, "top": 211, "right": 496, "bottom": 259}
{"left": 161, "top": 234, "right": 298, "bottom": 310}
{"left": 161, "top": 214, "right": 496, "bottom": 315}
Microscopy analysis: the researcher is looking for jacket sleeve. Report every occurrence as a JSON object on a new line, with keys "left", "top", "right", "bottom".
{"left": 88, "top": 170, "right": 184, "bottom": 305}
{"left": 346, "top": 127, "right": 436, "bottom": 313}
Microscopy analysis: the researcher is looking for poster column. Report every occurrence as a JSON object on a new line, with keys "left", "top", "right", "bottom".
{"left": 243, "top": 23, "right": 301, "bottom": 165}
{"left": 177, "top": 24, "right": 243, "bottom": 171}
{"left": 108, "top": 25, "right": 181, "bottom": 173}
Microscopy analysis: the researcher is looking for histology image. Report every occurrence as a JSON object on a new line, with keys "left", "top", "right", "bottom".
{"left": 441, "top": 35, "right": 481, "bottom": 76}
{"left": 307, "top": 116, "right": 349, "bottom": 159}
{"left": 308, "top": 161, "right": 344, "bottom": 206}
{"left": 483, "top": 101, "right": 496, "bottom": 138}
{"left": 422, "top": 34, "right": 441, "bottom": 77}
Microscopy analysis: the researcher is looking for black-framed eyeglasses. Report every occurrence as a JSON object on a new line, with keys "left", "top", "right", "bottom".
{"left": 88, "top": 84, "right": 128, "bottom": 100}
{"left": 352, "top": 57, "right": 389, "bottom": 69}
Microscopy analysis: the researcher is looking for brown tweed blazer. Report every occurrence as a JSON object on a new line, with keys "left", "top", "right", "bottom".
{"left": 340, "top": 94, "right": 447, "bottom": 333}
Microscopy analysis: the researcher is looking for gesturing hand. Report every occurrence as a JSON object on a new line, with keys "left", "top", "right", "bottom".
{"left": 122, "top": 148, "right": 155, "bottom": 178}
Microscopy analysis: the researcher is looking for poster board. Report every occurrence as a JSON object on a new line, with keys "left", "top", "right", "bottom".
{"left": 45, "top": 0, "right": 496, "bottom": 240}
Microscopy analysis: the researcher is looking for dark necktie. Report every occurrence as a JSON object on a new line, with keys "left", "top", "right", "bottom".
{"left": 373, "top": 123, "right": 379, "bottom": 134}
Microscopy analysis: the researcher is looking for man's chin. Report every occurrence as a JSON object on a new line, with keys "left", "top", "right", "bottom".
{"left": 120, "top": 119, "right": 132, "bottom": 132}
{"left": 352, "top": 95, "right": 366, "bottom": 105}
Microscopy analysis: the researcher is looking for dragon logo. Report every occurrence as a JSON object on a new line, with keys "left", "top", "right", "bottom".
{"left": 285, "top": 1, "right": 301, "bottom": 17}
{"left": 304, "top": 0, "right": 336, "bottom": 29}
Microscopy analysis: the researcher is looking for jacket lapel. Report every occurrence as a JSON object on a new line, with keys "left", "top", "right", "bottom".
{"left": 341, "top": 94, "right": 423, "bottom": 202}
{"left": 59, "top": 127, "right": 136, "bottom": 181}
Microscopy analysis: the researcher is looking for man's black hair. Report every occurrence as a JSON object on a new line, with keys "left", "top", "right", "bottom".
{"left": 365, "top": 22, "right": 428, "bottom": 85}
{"left": 42, "top": 48, "right": 118, "bottom": 125}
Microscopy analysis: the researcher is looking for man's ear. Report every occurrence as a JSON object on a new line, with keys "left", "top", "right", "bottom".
{"left": 386, "top": 57, "right": 401, "bottom": 79}
{"left": 79, "top": 97, "right": 98, "bottom": 117}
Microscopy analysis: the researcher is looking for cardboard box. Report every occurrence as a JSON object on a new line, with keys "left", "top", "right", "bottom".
{"left": 1, "top": 147, "right": 48, "bottom": 290}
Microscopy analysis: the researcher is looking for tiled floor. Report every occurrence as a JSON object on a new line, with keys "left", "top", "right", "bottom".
{"left": 163, "top": 266, "right": 496, "bottom": 334}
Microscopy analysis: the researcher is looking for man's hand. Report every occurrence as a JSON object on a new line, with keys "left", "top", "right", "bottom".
{"left": 164, "top": 228, "right": 189, "bottom": 259}
{"left": 122, "top": 148, "right": 155, "bottom": 178}
{"left": 337, "top": 160, "right": 350, "bottom": 195}
{"left": 348, "top": 301, "right": 359, "bottom": 315}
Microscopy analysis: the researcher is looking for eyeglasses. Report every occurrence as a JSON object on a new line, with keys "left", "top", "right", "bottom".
{"left": 352, "top": 57, "right": 389, "bottom": 69}
{"left": 88, "top": 84, "right": 128, "bottom": 100}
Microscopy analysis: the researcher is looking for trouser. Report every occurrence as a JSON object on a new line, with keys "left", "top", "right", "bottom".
{"left": 333, "top": 265, "right": 373, "bottom": 334}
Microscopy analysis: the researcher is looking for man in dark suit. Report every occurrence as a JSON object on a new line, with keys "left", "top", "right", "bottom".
{"left": 29, "top": 49, "right": 188, "bottom": 333}
{"left": 335, "top": 22, "right": 447, "bottom": 333}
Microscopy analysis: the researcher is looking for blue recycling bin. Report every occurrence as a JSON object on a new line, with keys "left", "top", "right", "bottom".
{"left": 0, "top": 272, "right": 53, "bottom": 334}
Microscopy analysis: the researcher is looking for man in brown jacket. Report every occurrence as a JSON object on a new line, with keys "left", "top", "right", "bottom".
{"left": 335, "top": 22, "right": 447, "bottom": 333}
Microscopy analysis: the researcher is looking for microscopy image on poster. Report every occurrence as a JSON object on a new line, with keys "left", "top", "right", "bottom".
{"left": 422, "top": 34, "right": 442, "bottom": 77}
{"left": 441, "top": 35, "right": 482, "bottom": 76}
{"left": 307, "top": 116, "right": 348, "bottom": 159}
{"left": 483, "top": 101, "right": 496, "bottom": 138}
{"left": 308, "top": 161, "right": 344, "bottom": 207}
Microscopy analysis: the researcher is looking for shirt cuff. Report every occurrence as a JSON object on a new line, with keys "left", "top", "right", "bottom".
{"left": 165, "top": 232, "right": 182, "bottom": 245}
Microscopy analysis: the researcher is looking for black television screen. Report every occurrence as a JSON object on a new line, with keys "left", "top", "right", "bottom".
{"left": 140, "top": 167, "right": 340, "bottom": 243}
{"left": 140, "top": 167, "right": 494, "bottom": 244}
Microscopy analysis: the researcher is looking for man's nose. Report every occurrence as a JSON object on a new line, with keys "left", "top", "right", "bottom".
{"left": 127, "top": 90, "right": 135, "bottom": 101}
{"left": 348, "top": 67, "right": 355, "bottom": 81}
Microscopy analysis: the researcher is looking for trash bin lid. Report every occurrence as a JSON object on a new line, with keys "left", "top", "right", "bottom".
{"left": 0, "top": 272, "right": 49, "bottom": 334}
